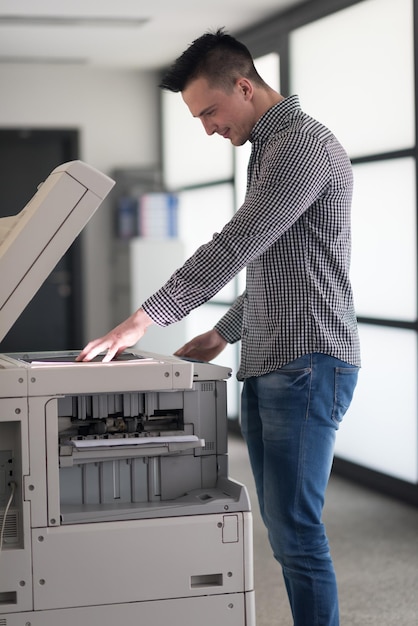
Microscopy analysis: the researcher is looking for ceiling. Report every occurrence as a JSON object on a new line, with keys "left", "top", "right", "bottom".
{"left": 0, "top": 0, "right": 306, "bottom": 70}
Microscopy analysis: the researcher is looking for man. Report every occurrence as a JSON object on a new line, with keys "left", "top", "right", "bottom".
{"left": 78, "top": 29, "right": 360, "bottom": 626}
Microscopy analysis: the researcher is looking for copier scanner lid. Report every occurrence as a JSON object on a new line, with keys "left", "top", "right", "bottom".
{"left": 0, "top": 160, "right": 115, "bottom": 344}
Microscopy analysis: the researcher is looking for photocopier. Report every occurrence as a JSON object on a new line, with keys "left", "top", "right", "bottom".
{"left": 0, "top": 161, "right": 255, "bottom": 626}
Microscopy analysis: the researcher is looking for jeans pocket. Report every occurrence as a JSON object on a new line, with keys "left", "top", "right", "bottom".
{"left": 332, "top": 367, "right": 359, "bottom": 427}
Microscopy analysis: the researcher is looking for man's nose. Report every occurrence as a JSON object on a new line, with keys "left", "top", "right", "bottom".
{"left": 201, "top": 119, "right": 216, "bottom": 136}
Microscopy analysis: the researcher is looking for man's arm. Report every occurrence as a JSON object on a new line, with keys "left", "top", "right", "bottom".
{"left": 76, "top": 308, "right": 154, "bottom": 362}
{"left": 174, "top": 328, "right": 227, "bottom": 362}
{"left": 174, "top": 293, "right": 245, "bottom": 362}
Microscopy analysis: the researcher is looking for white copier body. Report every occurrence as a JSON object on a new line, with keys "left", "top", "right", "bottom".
{"left": 0, "top": 162, "right": 255, "bottom": 626}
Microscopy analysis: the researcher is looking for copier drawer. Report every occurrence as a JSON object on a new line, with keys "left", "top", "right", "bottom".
{"left": 31, "top": 512, "right": 253, "bottom": 610}
{"left": 2, "top": 591, "right": 256, "bottom": 626}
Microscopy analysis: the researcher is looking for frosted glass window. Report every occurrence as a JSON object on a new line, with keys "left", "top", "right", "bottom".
{"left": 177, "top": 183, "right": 236, "bottom": 302}
{"left": 350, "top": 158, "right": 417, "bottom": 321}
{"left": 290, "top": 0, "right": 414, "bottom": 157}
{"left": 162, "top": 90, "right": 233, "bottom": 190}
{"left": 335, "top": 325, "right": 418, "bottom": 483}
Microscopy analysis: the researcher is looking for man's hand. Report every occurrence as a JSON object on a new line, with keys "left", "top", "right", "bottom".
{"left": 174, "top": 328, "right": 227, "bottom": 362}
{"left": 76, "top": 308, "right": 154, "bottom": 362}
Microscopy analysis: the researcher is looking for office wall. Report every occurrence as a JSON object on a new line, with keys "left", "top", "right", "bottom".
{"left": 0, "top": 63, "right": 159, "bottom": 340}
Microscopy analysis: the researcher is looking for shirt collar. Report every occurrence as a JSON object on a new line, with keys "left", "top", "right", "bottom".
{"left": 249, "top": 95, "right": 301, "bottom": 143}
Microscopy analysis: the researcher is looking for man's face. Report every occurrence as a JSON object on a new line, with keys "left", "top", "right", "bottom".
{"left": 182, "top": 76, "right": 255, "bottom": 146}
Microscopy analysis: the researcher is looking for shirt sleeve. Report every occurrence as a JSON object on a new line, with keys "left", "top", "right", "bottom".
{"left": 141, "top": 132, "right": 331, "bottom": 327}
{"left": 214, "top": 293, "right": 245, "bottom": 344}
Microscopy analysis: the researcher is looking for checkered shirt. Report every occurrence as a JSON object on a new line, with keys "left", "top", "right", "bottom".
{"left": 142, "top": 95, "right": 361, "bottom": 380}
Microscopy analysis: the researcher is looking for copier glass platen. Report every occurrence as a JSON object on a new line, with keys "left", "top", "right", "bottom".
{"left": 0, "top": 162, "right": 255, "bottom": 626}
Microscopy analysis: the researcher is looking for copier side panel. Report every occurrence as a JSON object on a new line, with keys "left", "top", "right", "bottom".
{"left": 0, "top": 398, "right": 33, "bottom": 613}
{"left": 182, "top": 380, "right": 228, "bottom": 457}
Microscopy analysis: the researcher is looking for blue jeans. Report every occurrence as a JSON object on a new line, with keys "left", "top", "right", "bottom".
{"left": 240, "top": 353, "right": 359, "bottom": 626}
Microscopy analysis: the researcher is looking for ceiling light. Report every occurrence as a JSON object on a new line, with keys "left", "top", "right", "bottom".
{"left": 0, "top": 15, "right": 149, "bottom": 28}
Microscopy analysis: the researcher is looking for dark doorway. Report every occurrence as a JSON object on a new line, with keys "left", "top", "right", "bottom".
{"left": 0, "top": 129, "right": 82, "bottom": 352}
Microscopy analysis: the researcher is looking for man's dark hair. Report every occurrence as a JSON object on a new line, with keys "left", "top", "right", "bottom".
{"left": 159, "top": 28, "right": 264, "bottom": 93}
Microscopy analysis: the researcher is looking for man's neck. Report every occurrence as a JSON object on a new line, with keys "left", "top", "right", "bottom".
{"left": 253, "top": 88, "right": 284, "bottom": 120}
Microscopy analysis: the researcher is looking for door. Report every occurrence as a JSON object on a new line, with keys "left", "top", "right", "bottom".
{"left": 0, "top": 129, "right": 81, "bottom": 352}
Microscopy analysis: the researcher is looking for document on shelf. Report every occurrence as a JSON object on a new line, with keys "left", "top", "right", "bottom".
{"left": 68, "top": 435, "right": 202, "bottom": 448}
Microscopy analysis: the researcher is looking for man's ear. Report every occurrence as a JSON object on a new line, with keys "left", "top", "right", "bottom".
{"left": 237, "top": 78, "right": 253, "bottom": 100}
